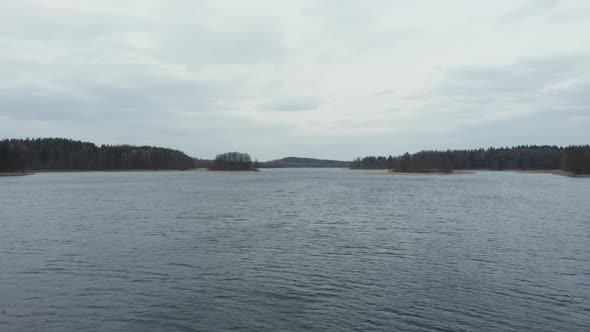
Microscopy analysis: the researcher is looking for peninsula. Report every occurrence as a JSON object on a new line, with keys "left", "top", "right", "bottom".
{"left": 350, "top": 146, "right": 590, "bottom": 176}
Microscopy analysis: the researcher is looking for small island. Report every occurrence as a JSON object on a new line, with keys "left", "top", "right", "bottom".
{"left": 208, "top": 152, "right": 259, "bottom": 171}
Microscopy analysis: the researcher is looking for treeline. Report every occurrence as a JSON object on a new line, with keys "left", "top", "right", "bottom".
{"left": 0, "top": 138, "right": 195, "bottom": 172}
{"left": 261, "top": 157, "right": 350, "bottom": 168}
{"left": 209, "top": 152, "right": 257, "bottom": 171}
{"left": 350, "top": 145, "right": 590, "bottom": 174}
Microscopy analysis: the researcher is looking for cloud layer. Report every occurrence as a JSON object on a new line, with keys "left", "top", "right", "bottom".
{"left": 1, "top": 0, "right": 589, "bottom": 160}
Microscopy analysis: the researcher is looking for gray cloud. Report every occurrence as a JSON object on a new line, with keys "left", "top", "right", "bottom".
{"left": 438, "top": 55, "right": 587, "bottom": 102}
{"left": 438, "top": 54, "right": 590, "bottom": 111}
{"left": 374, "top": 89, "right": 396, "bottom": 96}
{"left": 501, "top": 0, "right": 562, "bottom": 22}
{"left": 390, "top": 53, "right": 590, "bottom": 151}
{"left": 258, "top": 96, "right": 322, "bottom": 112}
{"left": 552, "top": 8, "right": 590, "bottom": 20}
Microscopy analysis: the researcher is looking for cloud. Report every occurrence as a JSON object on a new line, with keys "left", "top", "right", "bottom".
{"left": 1, "top": 0, "right": 590, "bottom": 160}
{"left": 501, "top": 0, "right": 562, "bottom": 22}
{"left": 258, "top": 96, "right": 321, "bottom": 112}
{"left": 439, "top": 54, "right": 588, "bottom": 98}
{"left": 373, "top": 89, "right": 396, "bottom": 96}
{"left": 391, "top": 53, "right": 590, "bottom": 149}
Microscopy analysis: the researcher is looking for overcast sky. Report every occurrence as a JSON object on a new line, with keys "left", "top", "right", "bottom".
{"left": 1, "top": 0, "right": 589, "bottom": 160}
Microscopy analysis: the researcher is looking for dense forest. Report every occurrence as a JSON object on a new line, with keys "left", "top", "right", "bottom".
{"left": 209, "top": 152, "right": 257, "bottom": 171}
{"left": 260, "top": 157, "right": 350, "bottom": 168}
{"left": 0, "top": 138, "right": 195, "bottom": 172}
{"left": 350, "top": 145, "right": 590, "bottom": 174}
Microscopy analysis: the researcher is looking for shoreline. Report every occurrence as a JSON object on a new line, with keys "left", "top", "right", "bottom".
{"left": 2, "top": 168, "right": 588, "bottom": 177}
{"left": 513, "top": 169, "right": 590, "bottom": 178}
{"left": 190, "top": 168, "right": 260, "bottom": 173}
{"left": 28, "top": 169, "right": 185, "bottom": 173}
{"left": 354, "top": 168, "right": 590, "bottom": 178}
{"left": 364, "top": 170, "right": 475, "bottom": 176}
{"left": 471, "top": 169, "right": 590, "bottom": 178}
{"left": 0, "top": 172, "right": 34, "bottom": 177}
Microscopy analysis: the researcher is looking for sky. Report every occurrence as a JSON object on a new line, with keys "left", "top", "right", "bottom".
{"left": 1, "top": 0, "right": 589, "bottom": 160}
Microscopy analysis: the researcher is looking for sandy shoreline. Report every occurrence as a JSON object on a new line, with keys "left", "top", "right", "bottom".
{"left": 0, "top": 172, "right": 34, "bottom": 176}
{"left": 358, "top": 169, "right": 589, "bottom": 177}
{"left": 32, "top": 169, "right": 182, "bottom": 172}
{"left": 2, "top": 169, "right": 261, "bottom": 176}
{"left": 1, "top": 168, "right": 587, "bottom": 177}
{"left": 364, "top": 170, "right": 475, "bottom": 176}
{"left": 513, "top": 169, "right": 590, "bottom": 178}
{"left": 469, "top": 169, "right": 590, "bottom": 177}
{"left": 1, "top": 170, "right": 185, "bottom": 176}
{"left": 189, "top": 168, "right": 260, "bottom": 173}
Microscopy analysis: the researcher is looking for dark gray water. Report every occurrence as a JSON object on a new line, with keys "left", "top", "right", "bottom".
{"left": 1, "top": 169, "right": 589, "bottom": 331}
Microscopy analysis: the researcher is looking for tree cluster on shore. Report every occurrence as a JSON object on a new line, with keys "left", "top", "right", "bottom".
{"left": 350, "top": 145, "right": 590, "bottom": 174}
{"left": 260, "top": 157, "right": 350, "bottom": 168}
{"left": 209, "top": 152, "right": 257, "bottom": 171}
{"left": 0, "top": 138, "right": 195, "bottom": 172}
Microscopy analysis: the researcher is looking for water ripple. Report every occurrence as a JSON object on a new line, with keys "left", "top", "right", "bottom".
{"left": 1, "top": 170, "right": 590, "bottom": 331}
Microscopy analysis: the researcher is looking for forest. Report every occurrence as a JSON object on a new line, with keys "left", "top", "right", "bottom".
{"left": 350, "top": 145, "right": 590, "bottom": 174}
{"left": 0, "top": 138, "right": 195, "bottom": 172}
{"left": 3, "top": 139, "right": 589, "bottom": 175}
{"left": 260, "top": 157, "right": 350, "bottom": 168}
{"left": 209, "top": 152, "right": 257, "bottom": 171}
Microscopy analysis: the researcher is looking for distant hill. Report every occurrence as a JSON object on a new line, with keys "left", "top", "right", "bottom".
{"left": 261, "top": 157, "right": 350, "bottom": 168}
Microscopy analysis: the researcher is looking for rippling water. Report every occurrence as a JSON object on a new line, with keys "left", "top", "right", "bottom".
{"left": 1, "top": 169, "right": 589, "bottom": 331}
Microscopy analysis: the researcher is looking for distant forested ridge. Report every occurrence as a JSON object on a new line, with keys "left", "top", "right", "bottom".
{"left": 209, "top": 152, "right": 256, "bottom": 171}
{"left": 260, "top": 157, "right": 350, "bottom": 168}
{"left": 350, "top": 145, "right": 590, "bottom": 174}
{"left": 0, "top": 138, "right": 195, "bottom": 172}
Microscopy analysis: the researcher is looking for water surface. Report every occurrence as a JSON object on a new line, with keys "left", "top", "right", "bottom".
{"left": 1, "top": 169, "right": 589, "bottom": 331}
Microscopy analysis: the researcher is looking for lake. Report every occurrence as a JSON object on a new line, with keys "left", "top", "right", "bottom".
{"left": 1, "top": 169, "right": 589, "bottom": 331}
